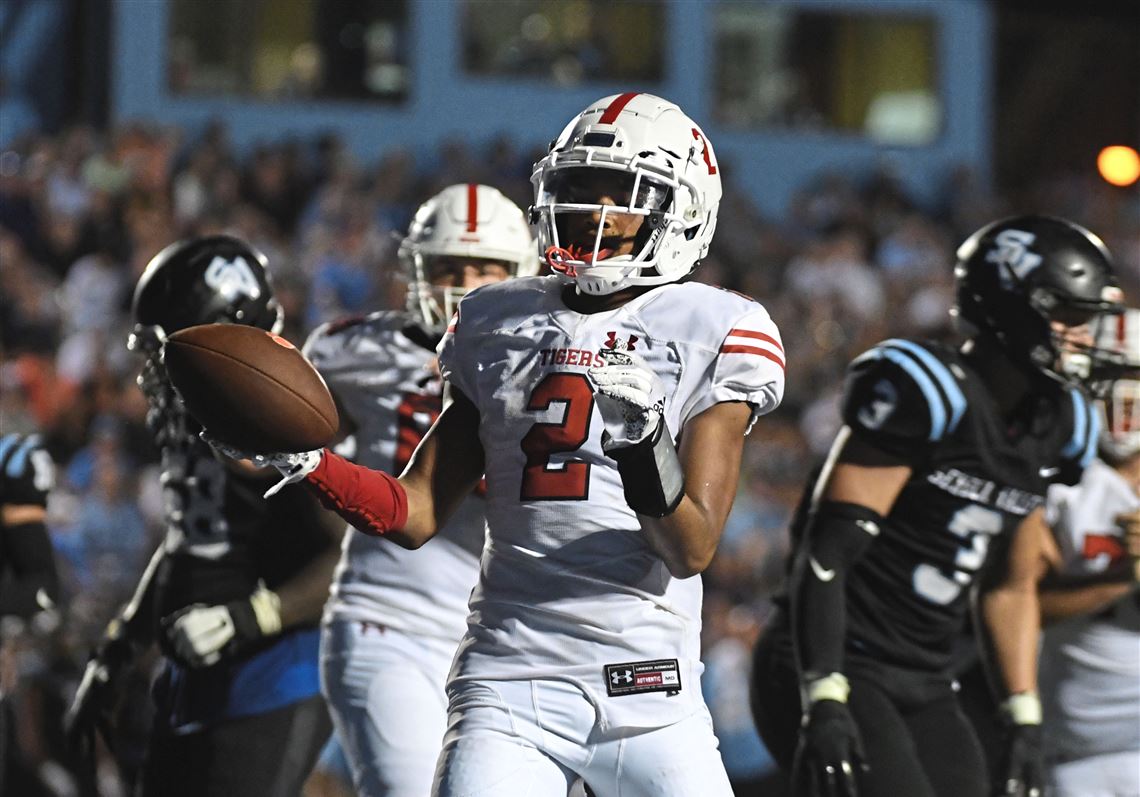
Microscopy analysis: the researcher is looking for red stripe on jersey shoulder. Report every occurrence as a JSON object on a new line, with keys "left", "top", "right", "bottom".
{"left": 599, "top": 93, "right": 640, "bottom": 124}
{"left": 466, "top": 183, "right": 478, "bottom": 233}
{"left": 720, "top": 344, "right": 785, "bottom": 369}
{"left": 727, "top": 328, "right": 783, "bottom": 352}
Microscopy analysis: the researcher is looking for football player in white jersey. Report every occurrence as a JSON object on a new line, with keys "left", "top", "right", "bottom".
{"left": 1038, "top": 308, "right": 1140, "bottom": 797}
{"left": 986, "top": 307, "right": 1140, "bottom": 797}
{"left": 208, "top": 93, "right": 785, "bottom": 796}
{"left": 303, "top": 183, "right": 537, "bottom": 796}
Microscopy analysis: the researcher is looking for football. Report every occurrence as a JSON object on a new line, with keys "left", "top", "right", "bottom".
{"left": 163, "top": 324, "right": 339, "bottom": 454}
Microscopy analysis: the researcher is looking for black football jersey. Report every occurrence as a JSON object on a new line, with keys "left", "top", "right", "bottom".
{"left": 0, "top": 433, "right": 59, "bottom": 619}
{"left": 0, "top": 433, "right": 53, "bottom": 507}
{"left": 807, "top": 338, "right": 1097, "bottom": 673}
{"left": 150, "top": 415, "right": 330, "bottom": 628}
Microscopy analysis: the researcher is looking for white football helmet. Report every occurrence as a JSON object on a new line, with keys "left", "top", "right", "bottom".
{"left": 399, "top": 184, "right": 537, "bottom": 334}
{"left": 530, "top": 93, "right": 723, "bottom": 295}
{"left": 1095, "top": 307, "right": 1140, "bottom": 461}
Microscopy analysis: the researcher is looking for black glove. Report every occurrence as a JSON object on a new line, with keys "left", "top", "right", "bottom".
{"left": 794, "top": 699, "right": 868, "bottom": 797}
{"left": 997, "top": 723, "right": 1044, "bottom": 797}
{"left": 64, "top": 620, "right": 134, "bottom": 755}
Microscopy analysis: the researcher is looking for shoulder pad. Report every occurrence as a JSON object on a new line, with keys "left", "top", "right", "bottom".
{"left": 843, "top": 339, "right": 968, "bottom": 445}
{"left": 0, "top": 433, "right": 54, "bottom": 507}
{"left": 303, "top": 311, "right": 408, "bottom": 361}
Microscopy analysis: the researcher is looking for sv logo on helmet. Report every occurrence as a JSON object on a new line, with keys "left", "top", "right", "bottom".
{"left": 986, "top": 230, "right": 1042, "bottom": 288}
{"left": 205, "top": 256, "right": 263, "bottom": 302}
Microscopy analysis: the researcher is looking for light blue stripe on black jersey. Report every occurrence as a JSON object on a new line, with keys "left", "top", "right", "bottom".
{"left": 882, "top": 339, "right": 967, "bottom": 434}
{"left": 876, "top": 348, "right": 948, "bottom": 440}
{"left": 0, "top": 434, "right": 19, "bottom": 468}
{"left": 1083, "top": 404, "right": 1100, "bottom": 468}
{"left": 1062, "top": 389, "right": 1087, "bottom": 460}
{"left": 4, "top": 434, "right": 40, "bottom": 478}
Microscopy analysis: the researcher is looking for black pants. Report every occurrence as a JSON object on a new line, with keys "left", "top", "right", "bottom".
{"left": 138, "top": 694, "right": 331, "bottom": 797}
{"left": 750, "top": 625, "right": 988, "bottom": 797}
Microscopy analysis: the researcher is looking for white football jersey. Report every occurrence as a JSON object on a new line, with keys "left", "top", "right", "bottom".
{"left": 1040, "top": 458, "right": 1140, "bottom": 760}
{"left": 438, "top": 276, "right": 784, "bottom": 731}
{"left": 304, "top": 312, "right": 486, "bottom": 642}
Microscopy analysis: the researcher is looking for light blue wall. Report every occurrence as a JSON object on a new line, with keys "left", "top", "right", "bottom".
{"left": 110, "top": 0, "right": 992, "bottom": 217}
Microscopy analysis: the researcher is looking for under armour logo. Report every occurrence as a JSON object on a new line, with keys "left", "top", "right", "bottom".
{"left": 986, "top": 230, "right": 1042, "bottom": 288}
{"left": 204, "top": 256, "right": 262, "bottom": 303}
{"left": 610, "top": 669, "right": 633, "bottom": 685}
{"left": 604, "top": 331, "right": 639, "bottom": 351}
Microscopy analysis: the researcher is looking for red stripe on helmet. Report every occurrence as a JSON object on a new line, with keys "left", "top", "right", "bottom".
{"left": 599, "top": 93, "right": 639, "bottom": 124}
{"left": 466, "top": 184, "right": 478, "bottom": 232}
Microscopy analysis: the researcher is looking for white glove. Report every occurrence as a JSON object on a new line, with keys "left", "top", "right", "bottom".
{"left": 587, "top": 349, "right": 666, "bottom": 451}
{"left": 201, "top": 432, "right": 323, "bottom": 498}
{"left": 164, "top": 583, "right": 282, "bottom": 668}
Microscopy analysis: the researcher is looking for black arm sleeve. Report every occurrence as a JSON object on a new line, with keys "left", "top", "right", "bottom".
{"left": 0, "top": 520, "right": 60, "bottom": 618}
{"left": 790, "top": 501, "right": 883, "bottom": 682}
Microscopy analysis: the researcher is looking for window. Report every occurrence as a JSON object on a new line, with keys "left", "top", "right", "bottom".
{"left": 168, "top": 0, "right": 409, "bottom": 102}
{"left": 463, "top": 0, "right": 664, "bottom": 85}
{"left": 713, "top": 6, "right": 941, "bottom": 145}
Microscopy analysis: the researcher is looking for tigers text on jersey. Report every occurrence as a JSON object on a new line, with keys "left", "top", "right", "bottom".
{"left": 813, "top": 339, "right": 1096, "bottom": 673}
{"left": 438, "top": 276, "right": 784, "bottom": 731}
{"left": 1040, "top": 458, "right": 1140, "bottom": 761}
{"left": 304, "top": 312, "right": 486, "bottom": 642}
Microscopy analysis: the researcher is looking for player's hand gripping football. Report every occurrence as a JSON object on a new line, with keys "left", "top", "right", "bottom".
{"left": 794, "top": 690, "right": 868, "bottom": 797}
{"left": 587, "top": 348, "right": 666, "bottom": 451}
{"left": 162, "top": 581, "right": 283, "bottom": 668}
{"left": 202, "top": 432, "right": 322, "bottom": 498}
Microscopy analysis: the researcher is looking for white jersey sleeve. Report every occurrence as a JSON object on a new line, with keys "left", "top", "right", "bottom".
{"left": 677, "top": 300, "right": 785, "bottom": 432}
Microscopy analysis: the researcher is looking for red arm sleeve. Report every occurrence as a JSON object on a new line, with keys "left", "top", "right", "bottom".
{"left": 303, "top": 449, "right": 409, "bottom": 537}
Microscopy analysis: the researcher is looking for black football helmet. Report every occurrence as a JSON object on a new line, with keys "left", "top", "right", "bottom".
{"left": 953, "top": 215, "right": 1124, "bottom": 386}
{"left": 129, "top": 235, "right": 283, "bottom": 443}
{"left": 131, "top": 234, "right": 283, "bottom": 338}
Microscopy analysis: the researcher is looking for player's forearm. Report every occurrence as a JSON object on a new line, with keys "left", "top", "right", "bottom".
{"left": 790, "top": 552, "right": 849, "bottom": 679}
{"left": 275, "top": 544, "right": 341, "bottom": 628}
{"left": 983, "top": 585, "right": 1040, "bottom": 695}
{"left": 640, "top": 497, "right": 721, "bottom": 578}
{"left": 1040, "top": 577, "right": 1135, "bottom": 623}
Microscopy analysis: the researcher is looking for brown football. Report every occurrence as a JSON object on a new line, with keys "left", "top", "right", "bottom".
{"left": 163, "top": 324, "right": 338, "bottom": 453}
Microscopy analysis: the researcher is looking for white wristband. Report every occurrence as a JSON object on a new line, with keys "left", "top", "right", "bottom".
{"left": 806, "top": 672, "right": 851, "bottom": 705}
{"left": 249, "top": 585, "right": 283, "bottom": 636}
{"left": 1004, "top": 691, "right": 1042, "bottom": 725}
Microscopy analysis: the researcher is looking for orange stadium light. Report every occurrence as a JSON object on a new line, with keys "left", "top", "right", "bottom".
{"left": 1096, "top": 145, "right": 1140, "bottom": 187}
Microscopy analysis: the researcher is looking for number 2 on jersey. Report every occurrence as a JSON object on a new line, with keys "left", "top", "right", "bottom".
{"left": 520, "top": 373, "right": 594, "bottom": 501}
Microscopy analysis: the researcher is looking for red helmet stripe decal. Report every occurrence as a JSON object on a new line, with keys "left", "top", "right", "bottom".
{"left": 466, "top": 183, "right": 478, "bottom": 232}
{"left": 599, "top": 93, "right": 639, "bottom": 124}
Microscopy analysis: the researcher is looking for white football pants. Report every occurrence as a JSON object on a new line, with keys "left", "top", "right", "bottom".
{"left": 1049, "top": 749, "right": 1140, "bottom": 796}
{"left": 433, "top": 677, "right": 733, "bottom": 797}
{"left": 320, "top": 619, "right": 455, "bottom": 797}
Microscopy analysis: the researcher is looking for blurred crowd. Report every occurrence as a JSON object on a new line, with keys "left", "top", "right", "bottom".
{"left": 1, "top": 119, "right": 1137, "bottom": 795}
